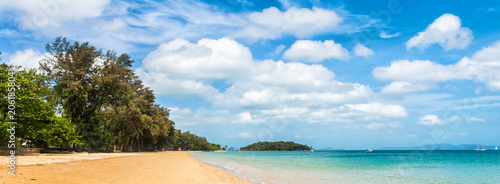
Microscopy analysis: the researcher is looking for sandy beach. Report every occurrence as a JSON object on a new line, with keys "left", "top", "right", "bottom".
{"left": 0, "top": 151, "right": 250, "bottom": 184}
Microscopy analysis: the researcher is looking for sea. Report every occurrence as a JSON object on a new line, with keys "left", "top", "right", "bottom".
{"left": 190, "top": 150, "right": 500, "bottom": 184}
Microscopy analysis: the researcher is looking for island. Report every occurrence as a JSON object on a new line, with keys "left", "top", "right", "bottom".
{"left": 240, "top": 141, "right": 311, "bottom": 151}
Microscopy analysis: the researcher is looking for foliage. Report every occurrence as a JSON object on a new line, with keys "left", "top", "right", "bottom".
{"left": 0, "top": 63, "right": 79, "bottom": 148}
{"left": 40, "top": 37, "right": 131, "bottom": 151}
{"left": 240, "top": 141, "right": 311, "bottom": 151}
{"left": 163, "top": 130, "right": 221, "bottom": 151}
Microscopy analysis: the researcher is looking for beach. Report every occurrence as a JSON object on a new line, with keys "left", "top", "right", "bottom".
{"left": 0, "top": 151, "right": 250, "bottom": 184}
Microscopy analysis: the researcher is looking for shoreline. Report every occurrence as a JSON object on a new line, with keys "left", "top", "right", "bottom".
{"left": 0, "top": 151, "right": 250, "bottom": 184}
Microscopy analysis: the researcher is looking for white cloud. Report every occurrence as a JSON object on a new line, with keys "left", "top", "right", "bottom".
{"left": 170, "top": 107, "right": 193, "bottom": 116}
{"left": 135, "top": 37, "right": 412, "bottom": 126}
{"left": 0, "top": 0, "right": 111, "bottom": 29}
{"left": 135, "top": 37, "right": 253, "bottom": 96}
{"left": 381, "top": 81, "right": 437, "bottom": 94}
{"left": 380, "top": 31, "right": 400, "bottom": 38}
{"left": 233, "top": 7, "right": 343, "bottom": 40}
{"left": 353, "top": 44, "right": 374, "bottom": 58}
{"left": 373, "top": 60, "right": 468, "bottom": 82}
{"left": 417, "top": 114, "right": 446, "bottom": 125}
{"left": 270, "top": 44, "right": 286, "bottom": 55}
{"left": 238, "top": 112, "right": 265, "bottom": 124}
{"left": 250, "top": 103, "right": 407, "bottom": 125}
{"left": 374, "top": 41, "right": 500, "bottom": 92}
{"left": 6, "top": 48, "right": 45, "bottom": 69}
{"left": 406, "top": 14, "right": 473, "bottom": 50}
{"left": 282, "top": 40, "right": 350, "bottom": 62}
{"left": 344, "top": 103, "right": 408, "bottom": 118}
{"left": 461, "top": 41, "right": 500, "bottom": 90}
{"left": 137, "top": 37, "right": 373, "bottom": 110}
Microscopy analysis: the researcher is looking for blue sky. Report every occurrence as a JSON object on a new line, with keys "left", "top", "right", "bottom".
{"left": 1, "top": 0, "right": 500, "bottom": 149}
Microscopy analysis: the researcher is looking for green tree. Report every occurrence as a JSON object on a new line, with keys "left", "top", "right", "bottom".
{"left": 40, "top": 37, "right": 133, "bottom": 151}
{"left": 0, "top": 64, "right": 79, "bottom": 148}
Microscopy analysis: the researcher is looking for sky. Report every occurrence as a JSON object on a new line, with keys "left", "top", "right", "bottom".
{"left": 1, "top": 0, "right": 500, "bottom": 150}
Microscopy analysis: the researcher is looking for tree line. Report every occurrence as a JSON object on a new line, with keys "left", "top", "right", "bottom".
{"left": 0, "top": 37, "right": 221, "bottom": 152}
{"left": 240, "top": 141, "right": 311, "bottom": 151}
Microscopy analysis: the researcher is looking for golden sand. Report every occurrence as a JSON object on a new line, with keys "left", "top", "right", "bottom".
{"left": 0, "top": 151, "right": 250, "bottom": 184}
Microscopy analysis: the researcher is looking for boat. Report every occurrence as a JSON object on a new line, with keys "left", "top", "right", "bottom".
{"left": 495, "top": 146, "right": 498, "bottom": 150}
{"left": 474, "top": 141, "right": 486, "bottom": 151}
{"left": 366, "top": 148, "right": 373, "bottom": 152}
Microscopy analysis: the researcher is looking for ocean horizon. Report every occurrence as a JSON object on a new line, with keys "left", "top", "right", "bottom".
{"left": 191, "top": 150, "right": 500, "bottom": 184}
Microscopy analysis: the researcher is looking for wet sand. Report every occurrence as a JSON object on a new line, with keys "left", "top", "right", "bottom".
{"left": 0, "top": 151, "right": 250, "bottom": 184}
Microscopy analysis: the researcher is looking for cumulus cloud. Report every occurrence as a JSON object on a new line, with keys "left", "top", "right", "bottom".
{"left": 373, "top": 60, "right": 467, "bottom": 82}
{"left": 136, "top": 38, "right": 372, "bottom": 108}
{"left": 282, "top": 40, "right": 350, "bottom": 62}
{"left": 417, "top": 114, "right": 446, "bottom": 125}
{"left": 233, "top": 7, "right": 343, "bottom": 40}
{"left": 406, "top": 14, "right": 473, "bottom": 50}
{"left": 374, "top": 41, "right": 500, "bottom": 92}
{"left": 353, "top": 44, "right": 374, "bottom": 58}
{"left": 136, "top": 37, "right": 409, "bottom": 125}
{"left": 135, "top": 37, "right": 252, "bottom": 96}
{"left": 137, "top": 37, "right": 372, "bottom": 108}
{"left": 381, "top": 81, "right": 437, "bottom": 94}
{"left": 5, "top": 48, "right": 45, "bottom": 69}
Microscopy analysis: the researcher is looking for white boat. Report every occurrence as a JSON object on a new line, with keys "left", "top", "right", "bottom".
{"left": 495, "top": 147, "right": 498, "bottom": 150}
{"left": 366, "top": 148, "right": 373, "bottom": 152}
{"left": 475, "top": 141, "right": 486, "bottom": 151}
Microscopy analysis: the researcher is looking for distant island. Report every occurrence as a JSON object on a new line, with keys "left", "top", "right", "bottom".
{"left": 240, "top": 141, "right": 311, "bottom": 151}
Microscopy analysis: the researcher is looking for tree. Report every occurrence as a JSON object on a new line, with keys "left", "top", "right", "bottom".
{"left": 40, "top": 37, "right": 134, "bottom": 151}
{"left": 0, "top": 64, "right": 79, "bottom": 148}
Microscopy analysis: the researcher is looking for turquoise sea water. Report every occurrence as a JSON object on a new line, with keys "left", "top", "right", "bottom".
{"left": 191, "top": 150, "right": 500, "bottom": 184}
